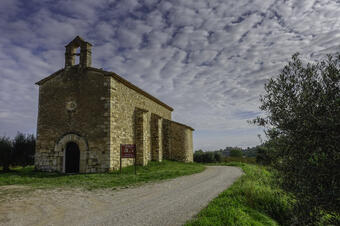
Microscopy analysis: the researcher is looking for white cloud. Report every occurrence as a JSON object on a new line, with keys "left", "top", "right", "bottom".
{"left": 1, "top": 0, "right": 340, "bottom": 150}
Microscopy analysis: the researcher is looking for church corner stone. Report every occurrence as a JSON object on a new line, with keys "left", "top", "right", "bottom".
{"left": 34, "top": 36, "right": 194, "bottom": 173}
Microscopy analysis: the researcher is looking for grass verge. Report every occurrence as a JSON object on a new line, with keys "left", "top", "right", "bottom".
{"left": 223, "top": 157, "right": 256, "bottom": 164}
{"left": 0, "top": 160, "right": 205, "bottom": 191}
{"left": 186, "top": 162, "right": 294, "bottom": 226}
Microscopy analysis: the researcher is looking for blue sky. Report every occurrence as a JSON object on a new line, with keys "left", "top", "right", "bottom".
{"left": 1, "top": 0, "right": 340, "bottom": 150}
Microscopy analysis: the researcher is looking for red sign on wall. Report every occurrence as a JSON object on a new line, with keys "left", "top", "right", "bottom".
{"left": 120, "top": 144, "right": 136, "bottom": 158}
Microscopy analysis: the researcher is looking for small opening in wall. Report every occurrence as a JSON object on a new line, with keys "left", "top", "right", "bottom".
{"left": 75, "top": 47, "right": 80, "bottom": 65}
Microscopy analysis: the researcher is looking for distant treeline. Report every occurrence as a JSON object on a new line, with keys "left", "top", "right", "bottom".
{"left": 194, "top": 146, "right": 261, "bottom": 163}
{"left": 215, "top": 146, "right": 259, "bottom": 157}
{"left": 0, "top": 132, "right": 35, "bottom": 172}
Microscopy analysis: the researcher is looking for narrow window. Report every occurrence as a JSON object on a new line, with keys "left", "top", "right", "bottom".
{"left": 74, "top": 47, "right": 80, "bottom": 65}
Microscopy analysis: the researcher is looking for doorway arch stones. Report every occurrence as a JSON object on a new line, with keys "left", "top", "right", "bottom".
{"left": 54, "top": 133, "right": 88, "bottom": 173}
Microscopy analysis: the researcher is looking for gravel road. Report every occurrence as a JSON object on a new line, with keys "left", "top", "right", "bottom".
{"left": 0, "top": 166, "right": 243, "bottom": 226}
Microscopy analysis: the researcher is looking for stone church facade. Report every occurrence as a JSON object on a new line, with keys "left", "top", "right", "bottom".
{"left": 35, "top": 36, "right": 194, "bottom": 173}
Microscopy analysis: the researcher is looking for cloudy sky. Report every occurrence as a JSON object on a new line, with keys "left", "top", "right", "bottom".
{"left": 1, "top": 0, "right": 340, "bottom": 150}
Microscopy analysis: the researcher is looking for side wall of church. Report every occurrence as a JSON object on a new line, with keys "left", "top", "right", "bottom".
{"left": 35, "top": 68, "right": 111, "bottom": 172}
{"left": 108, "top": 76, "right": 172, "bottom": 170}
{"left": 162, "top": 120, "right": 194, "bottom": 163}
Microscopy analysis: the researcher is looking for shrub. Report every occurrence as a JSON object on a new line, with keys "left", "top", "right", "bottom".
{"left": 252, "top": 53, "right": 340, "bottom": 224}
{"left": 214, "top": 152, "right": 222, "bottom": 162}
{"left": 229, "top": 148, "right": 243, "bottom": 157}
{"left": 12, "top": 132, "right": 35, "bottom": 167}
{"left": 194, "top": 150, "right": 223, "bottom": 163}
{"left": 0, "top": 136, "right": 12, "bottom": 172}
{"left": 0, "top": 132, "right": 35, "bottom": 171}
{"left": 255, "top": 141, "right": 280, "bottom": 166}
{"left": 224, "top": 157, "right": 256, "bottom": 164}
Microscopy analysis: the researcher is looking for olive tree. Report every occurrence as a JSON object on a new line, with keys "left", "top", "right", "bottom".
{"left": 12, "top": 132, "right": 35, "bottom": 167}
{"left": 0, "top": 136, "right": 12, "bottom": 172}
{"left": 253, "top": 53, "right": 340, "bottom": 225}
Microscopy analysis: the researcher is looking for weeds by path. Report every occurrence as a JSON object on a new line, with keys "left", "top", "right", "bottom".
{"left": 186, "top": 162, "right": 294, "bottom": 226}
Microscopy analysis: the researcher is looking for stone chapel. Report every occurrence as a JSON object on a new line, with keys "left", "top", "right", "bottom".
{"left": 35, "top": 36, "right": 194, "bottom": 173}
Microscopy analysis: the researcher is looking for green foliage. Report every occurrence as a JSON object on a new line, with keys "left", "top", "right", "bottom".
{"left": 194, "top": 149, "right": 256, "bottom": 164}
{"left": 186, "top": 163, "right": 294, "bottom": 226}
{"left": 229, "top": 148, "right": 243, "bottom": 157}
{"left": 255, "top": 146, "right": 271, "bottom": 165}
{"left": 0, "top": 161, "right": 204, "bottom": 190}
{"left": 12, "top": 132, "right": 35, "bottom": 167}
{"left": 214, "top": 152, "right": 222, "bottom": 162}
{"left": 243, "top": 147, "right": 258, "bottom": 157}
{"left": 255, "top": 140, "right": 279, "bottom": 165}
{"left": 0, "top": 136, "right": 12, "bottom": 172}
{"left": 224, "top": 157, "right": 256, "bottom": 164}
{"left": 252, "top": 53, "right": 340, "bottom": 225}
{"left": 217, "top": 146, "right": 259, "bottom": 158}
{"left": 0, "top": 133, "right": 36, "bottom": 170}
{"left": 194, "top": 150, "right": 223, "bottom": 163}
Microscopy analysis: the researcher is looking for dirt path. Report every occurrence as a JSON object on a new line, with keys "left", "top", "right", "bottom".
{"left": 0, "top": 166, "right": 243, "bottom": 226}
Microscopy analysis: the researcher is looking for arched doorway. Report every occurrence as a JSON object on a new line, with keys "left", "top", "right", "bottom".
{"left": 55, "top": 133, "right": 88, "bottom": 173}
{"left": 65, "top": 142, "right": 80, "bottom": 173}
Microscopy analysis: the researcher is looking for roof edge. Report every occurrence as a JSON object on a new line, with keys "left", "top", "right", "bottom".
{"left": 65, "top": 36, "right": 92, "bottom": 47}
{"left": 171, "top": 120, "right": 195, "bottom": 131}
{"left": 35, "top": 69, "right": 65, "bottom": 85}
{"left": 88, "top": 67, "right": 174, "bottom": 112}
{"left": 35, "top": 67, "right": 174, "bottom": 111}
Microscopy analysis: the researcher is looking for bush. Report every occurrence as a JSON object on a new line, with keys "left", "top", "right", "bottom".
{"left": 0, "top": 136, "right": 12, "bottom": 172}
{"left": 229, "top": 148, "right": 243, "bottom": 157}
{"left": 253, "top": 53, "right": 340, "bottom": 224}
{"left": 0, "top": 132, "right": 35, "bottom": 171}
{"left": 255, "top": 141, "right": 280, "bottom": 166}
{"left": 256, "top": 147, "right": 271, "bottom": 164}
{"left": 224, "top": 157, "right": 256, "bottom": 164}
{"left": 214, "top": 152, "right": 222, "bottom": 162}
{"left": 12, "top": 132, "right": 35, "bottom": 167}
{"left": 194, "top": 150, "right": 223, "bottom": 163}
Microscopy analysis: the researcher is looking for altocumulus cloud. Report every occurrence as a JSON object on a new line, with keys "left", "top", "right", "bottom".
{"left": 1, "top": 0, "right": 340, "bottom": 150}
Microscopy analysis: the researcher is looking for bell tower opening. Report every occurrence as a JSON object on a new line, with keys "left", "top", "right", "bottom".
{"left": 75, "top": 47, "right": 80, "bottom": 65}
{"left": 64, "top": 36, "right": 92, "bottom": 68}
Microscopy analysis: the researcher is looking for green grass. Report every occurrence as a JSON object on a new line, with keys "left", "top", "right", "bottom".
{"left": 186, "top": 162, "right": 294, "bottom": 226}
{"left": 0, "top": 160, "right": 205, "bottom": 190}
{"left": 223, "top": 157, "right": 256, "bottom": 164}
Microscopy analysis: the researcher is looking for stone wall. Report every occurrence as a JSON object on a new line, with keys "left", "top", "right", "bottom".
{"left": 135, "top": 108, "right": 148, "bottom": 166}
{"left": 35, "top": 66, "right": 193, "bottom": 173}
{"left": 35, "top": 67, "right": 111, "bottom": 172}
{"left": 151, "top": 114, "right": 162, "bottom": 162}
{"left": 107, "top": 71, "right": 172, "bottom": 170}
{"left": 163, "top": 120, "right": 194, "bottom": 163}
{"left": 162, "top": 119, "right": 171, "bottom": 159}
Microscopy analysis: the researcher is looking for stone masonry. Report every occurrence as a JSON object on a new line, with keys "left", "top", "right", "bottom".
{"left": 35, "top": 36, "right": 194, "bottom": 173}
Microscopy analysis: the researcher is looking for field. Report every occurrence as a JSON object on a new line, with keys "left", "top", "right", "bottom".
{"left": 186, "top": 162, "right": 294, "bottom": 226}
{"left": 0, "top": 160, "right": 205, "bottom": 192}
